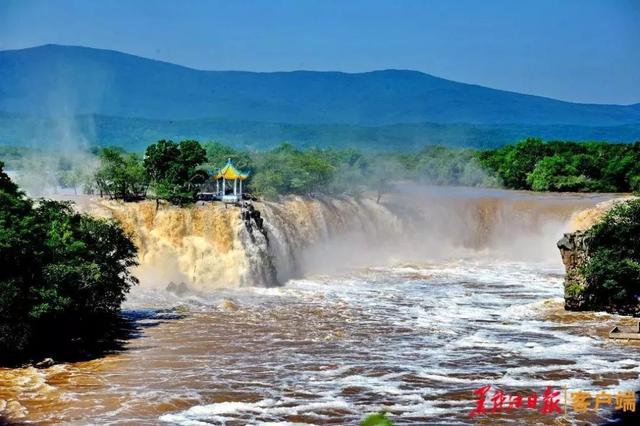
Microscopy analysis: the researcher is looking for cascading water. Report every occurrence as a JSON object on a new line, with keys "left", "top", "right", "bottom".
{"left": 85, "top": 200, "right": 251, "bottom": 291}
{"left": 79, "top": 195, "right": 407, "bottom": 290}
{"left": 80, "top": 187, "right": 615, "bottom": 291}
{"left": 238, "top": 202, "right": 279, "bottom": 287}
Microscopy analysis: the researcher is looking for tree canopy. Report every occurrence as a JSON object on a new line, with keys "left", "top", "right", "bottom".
{"left": 95, "top": 147, "right": 147, "bottom": 200}
{"left": 0, "top": 161, "right": 139, "bottom": 363}
{"left": 74, "top": 138, "right": 640, "bottom": 204}
{"left": 478, "top": 138, "right": 640, "bottom": 192}
{"left": 581, "top": 199, "right": 640, "bottom": 314}
{"left": 143, "top": 140, "right": 208, "bottom": 205}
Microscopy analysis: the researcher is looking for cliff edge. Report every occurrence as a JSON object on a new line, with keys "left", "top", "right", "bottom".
{"left": 558, "top": 197, "right": 639, "bottom": 315}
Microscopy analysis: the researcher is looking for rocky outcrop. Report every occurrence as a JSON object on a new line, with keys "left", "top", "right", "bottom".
{"left": 238, "top": 201, "right": 278, "bottom": 287}
{"left": 557, "top": 231, "right": 591, "bottom": 311}
{"left": 558, "top": 197, "right": 638, "bottom": 315}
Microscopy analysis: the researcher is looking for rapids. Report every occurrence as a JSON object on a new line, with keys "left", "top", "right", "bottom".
{"left": 1, "top": 186, "right": 638, "bottom": 425}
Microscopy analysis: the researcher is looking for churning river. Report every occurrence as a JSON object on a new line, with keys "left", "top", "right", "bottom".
{"left": 1, "top": 187, "right": 639, "bottom": 425}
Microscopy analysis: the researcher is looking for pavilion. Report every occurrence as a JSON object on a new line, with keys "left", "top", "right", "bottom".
{"left": 213, "top": 158, "right": 249, "bottom": 202}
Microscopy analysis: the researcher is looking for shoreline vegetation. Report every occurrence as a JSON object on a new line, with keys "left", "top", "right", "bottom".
{"left": 0, "top": 161, "right": 139, "bottom": 366}
{"left": 1, "top": 138, "right": 639, "bottom": 204}
{"left": 559, "top": 198, "right": 640, "bottom": 316}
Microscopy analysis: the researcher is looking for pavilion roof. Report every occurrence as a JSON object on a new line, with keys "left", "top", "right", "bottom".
{"left": 214, "top": 159, "right": 249, "bottom": 180}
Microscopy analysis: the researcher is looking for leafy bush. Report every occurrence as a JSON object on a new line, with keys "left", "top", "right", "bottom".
{"left": 581, "top": 199, "right": 640, "bottom": 313}
{"left": 361, "top": 412, "right": 395, "bottom": 426}
{"left": 0, "top": 162, "right": 138, "bottom": 363}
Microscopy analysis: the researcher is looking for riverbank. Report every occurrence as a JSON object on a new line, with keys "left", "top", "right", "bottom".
{"left": 558, "top": 197, "right": 639, "bottom": 315}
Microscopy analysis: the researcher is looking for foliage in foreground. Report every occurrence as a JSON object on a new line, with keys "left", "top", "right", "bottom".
{"left": 581, "top": 199, "right": 640, "bottom": 314}
{"left": 361, "top": 412, "right": 395, "bottom": 426}
{"left": 0, "top": 162, "right": 138, "bottom": 363}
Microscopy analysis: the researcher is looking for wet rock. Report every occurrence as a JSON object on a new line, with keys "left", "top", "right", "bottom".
{"left": 240, "top": 202, "right": 266, "bottom": 237}
{"left": 238, "top": 202, "right": 279, "bottom": 287}
{"left": 166, "top": 281, "right": 190, "bottom": 297}
{"left": 557, "top": 230, "right": 590, "bottom": 311}
{"left": 558, "top": 228, "right": 640, "bottom": 315}
{"left": 219, "top": 298, "right": 240, "bottom": 312}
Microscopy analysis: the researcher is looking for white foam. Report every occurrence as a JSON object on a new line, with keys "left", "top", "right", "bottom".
{"left": 160, "top": 397, "right": 355, "bottom": 425}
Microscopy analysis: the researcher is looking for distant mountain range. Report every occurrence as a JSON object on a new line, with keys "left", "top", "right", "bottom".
{"left": 0, "top": 44, "right": 639, "bottom": 150}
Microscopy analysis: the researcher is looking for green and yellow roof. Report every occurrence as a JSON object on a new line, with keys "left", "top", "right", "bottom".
{"left": 214, "top": 158, "right": 249, "bottom": 180}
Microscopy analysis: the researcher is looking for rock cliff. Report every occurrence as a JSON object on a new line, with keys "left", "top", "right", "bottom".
{"left": 558, "top": 197, "right": 637, "bottom": 314}
{"left": 557, "top": 230, "right": 592, "bottom": 311}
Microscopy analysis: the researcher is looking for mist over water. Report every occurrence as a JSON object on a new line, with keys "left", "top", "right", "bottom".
{"left": 82, "top": 186, "right": 605, "bottom": 293}
{"left": 5, "top": 61, "right": 103, "bottom": 196}
{"left": 257, "top": 186, "right": 611, "bottom": 282}
{"left": 1, "top": 186, "right": 636, "bottom": 425}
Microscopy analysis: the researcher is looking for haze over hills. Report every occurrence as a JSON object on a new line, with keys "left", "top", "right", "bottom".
{"left": 0, "top": 44, "right": 639, "bottom": 150}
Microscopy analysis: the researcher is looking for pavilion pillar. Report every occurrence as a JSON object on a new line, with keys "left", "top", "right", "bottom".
{"left": 233, "top": 179, "right": 237, "bottom": 196}
{"left": 216, "top": 179, "right": 220, "bottom": 195}
{"left": 239, "top": 179, "right": 243, "bottom": 196}
{"left": 223, "top": 178, "right": 226, "bottom": 195}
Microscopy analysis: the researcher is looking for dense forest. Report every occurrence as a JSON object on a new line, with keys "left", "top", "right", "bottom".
{"left": 0, "top": 161, "right": 138, "bottom": 364}
{"left": 1, "top": 138, "right": 639, "bottom": 205}
{"left": 478, "top": 138, "right": 640, "bottom": 192}
{"left": 581, "top": 199, "right": 640, "bottom": 314}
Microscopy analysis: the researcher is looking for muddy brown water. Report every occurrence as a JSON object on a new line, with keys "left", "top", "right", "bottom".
{"left": 1, "top": 189, "right": 637, "bottom": 425}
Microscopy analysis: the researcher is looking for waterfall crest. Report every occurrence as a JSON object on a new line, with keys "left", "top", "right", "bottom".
{"left": 85, "top": 200, "right": 250, "bottom": 291}
{"left": 80, "top": 188, "right": 614, "bottom": 290}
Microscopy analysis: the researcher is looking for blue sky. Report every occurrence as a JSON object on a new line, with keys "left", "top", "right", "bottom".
{"left": 1, "top": 0, "right": 639, "bottom": 104}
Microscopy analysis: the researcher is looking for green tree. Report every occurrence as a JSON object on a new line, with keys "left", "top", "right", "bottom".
{"left": 499, "top": 137, "right": 548, "bottom": 188}
{"left": 0, "top": 162, "right": 139, "bottom": 363}
{"left": 249, "top": 169, "right": 284, "bottom": 200}
{"left": 204, "top": 141, "right": 255, "bottom": 172}
{"left": 478, "top": 139, "right": 640, "bottom": 193}
{"left": 58, "top": 169, "right": 82, "bottom": 194}
{"left": 250, "top": 143, "right": 335, "bottom": 198}
{"left": 527, "top": 155, "right": 570, "bottom": 191}
{"left": 581, "top": 199, "right": 640, "bottom": 314}
{"left": 144, "top": 140, "right": 207, "bottom": 205}
{"left": 0, "top": 160, "right": 18, "bottom": 194}
{"left": 361, "top": 412, "right": 394, "bottom": 426}
{"left": 95, "top": 148, "right": 147, "bottom": 200}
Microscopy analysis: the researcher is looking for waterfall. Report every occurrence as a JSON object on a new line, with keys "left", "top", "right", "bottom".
{"left": 79, "top": 188, "right": 613, "bottom": 291}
